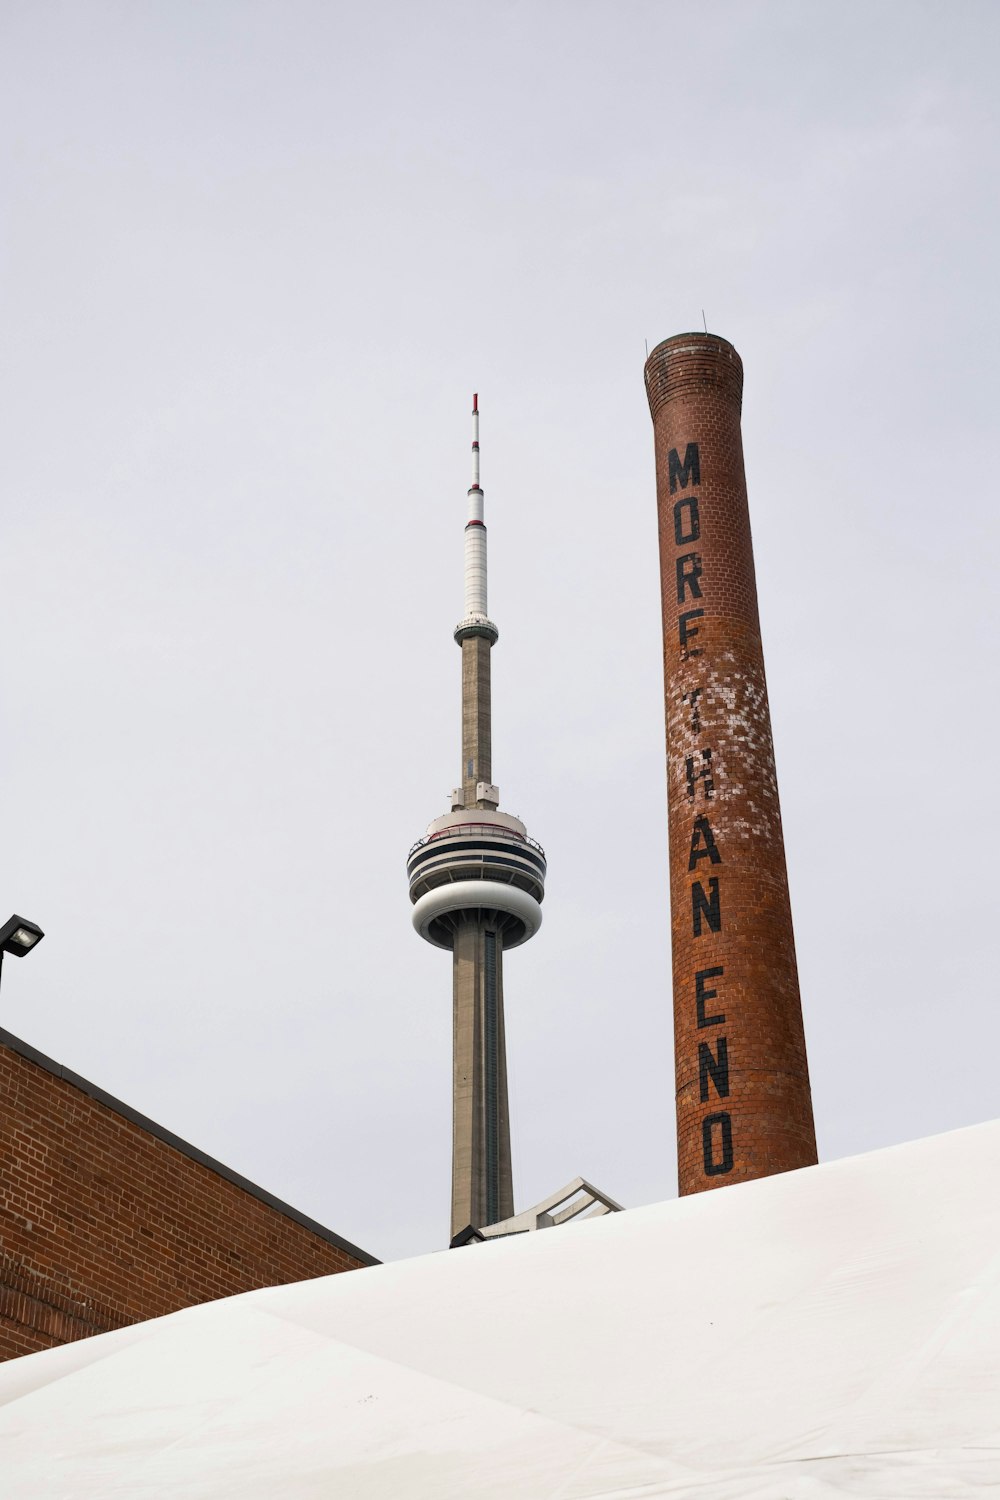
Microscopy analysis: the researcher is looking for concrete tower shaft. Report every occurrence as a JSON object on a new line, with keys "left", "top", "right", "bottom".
{"left": 408, "top": 396, "right": 545, "bottom": 1242}
{"left": 452, "top": 919, "right": 514, "bottom": 1231}
{"left": 644, "top": 333, "right": 817, "bottom": 1196}
{"left": 461, "top": 637, "right": 492, "bottom": 810}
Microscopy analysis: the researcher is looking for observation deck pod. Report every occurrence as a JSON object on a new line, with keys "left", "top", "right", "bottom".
{"left": 407, "top": 810, "right": 546, "bottom": 951}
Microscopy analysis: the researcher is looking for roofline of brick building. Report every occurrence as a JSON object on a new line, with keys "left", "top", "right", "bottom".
{"left": 0, "top": 1027, "right": 380, "bottom": 1269}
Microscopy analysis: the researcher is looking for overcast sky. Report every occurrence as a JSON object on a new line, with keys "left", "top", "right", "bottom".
{"left": 1, "top": 1, "right": 997, "bottom": 1262}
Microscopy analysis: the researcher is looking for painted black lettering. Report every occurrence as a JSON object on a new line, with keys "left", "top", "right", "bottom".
{"left": 676, "top": 552, "right": 703, "bottom": 603}
{"left": 696, "top": 967, "right": 725, "bottom": 1027}
{"left": 688, "top": 816, "right": 722, "bottom": 870}
{"left": 692, "top": 878, "right": 721, "bottom": 935}
{"left": 668, "top": 443, "right": 701, "bottom": 494}
{"left": 679, "top": 609, "right": 704, "bottom": 657}
{"left": 673, "top": 495, "right": 700, "bottom": 545}
{"left": 699, "top": 1038, "right": 730, "bottom": 1102}
{"left": 685, "top": 749, "right": 714, "bottom": 800}
{"left": 702, "top": 1112, "right": 734, "bottom": 1175}
{"left": 683, "top": 689, "right": 702, "bottom": 733}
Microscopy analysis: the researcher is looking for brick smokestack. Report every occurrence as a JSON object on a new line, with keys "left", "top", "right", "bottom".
{"left": 644, "top": 332, "right": 817, "bottom": 1195}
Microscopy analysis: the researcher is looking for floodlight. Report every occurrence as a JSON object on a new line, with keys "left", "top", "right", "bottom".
{"left": 0, "top": 915, "right": 44, "bottom": 956}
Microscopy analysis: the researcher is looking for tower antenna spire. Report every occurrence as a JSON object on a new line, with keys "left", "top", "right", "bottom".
{"left": 460, "top": 393, "right": 492, "bottom": 641}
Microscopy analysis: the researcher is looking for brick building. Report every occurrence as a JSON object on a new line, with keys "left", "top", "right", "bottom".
{"left": 0, "top": 1027, "right": 376, "bottom": 1361}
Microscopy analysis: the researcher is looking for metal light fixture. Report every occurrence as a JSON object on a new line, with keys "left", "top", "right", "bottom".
{"left": 0, "top": 914, "right": 45, "bottom": 994}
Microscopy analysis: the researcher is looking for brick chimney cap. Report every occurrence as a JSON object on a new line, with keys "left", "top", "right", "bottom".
{"left": 643, "top": 332, "right": 744, "bottom": 419}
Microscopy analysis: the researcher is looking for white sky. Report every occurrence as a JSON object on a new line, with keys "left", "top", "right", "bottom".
{"left": 1, "top": 0, "right": 997, "bottom": 1263}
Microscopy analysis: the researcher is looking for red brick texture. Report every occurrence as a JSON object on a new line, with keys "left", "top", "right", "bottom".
{"left": 0, "top": 1035, "right": 373, "bottom": 1361}
{"left": 644, "top": 333, "right": 817, "bottom": 1196}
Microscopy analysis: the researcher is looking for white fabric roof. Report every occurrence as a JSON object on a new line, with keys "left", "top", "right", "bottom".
{"left": 2, "top": 1119, "right": 999, "bottom": 1497}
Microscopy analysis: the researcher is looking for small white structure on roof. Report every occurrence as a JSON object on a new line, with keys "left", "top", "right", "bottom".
{"left": 1, "top": 1120, "right": 999, "bottom": 1497}
{"left": 477, "top": 1176, "right": 622, "bottom": 1238}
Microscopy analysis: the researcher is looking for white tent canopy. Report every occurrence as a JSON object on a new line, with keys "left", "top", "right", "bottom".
{"left": 2, "top": 1120, "right": 999, "bottom": 1497}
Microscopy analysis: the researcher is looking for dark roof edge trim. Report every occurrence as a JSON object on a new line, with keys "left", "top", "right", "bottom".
{"left": 0, "top": 1027, "right": 380, "bottom": 1268}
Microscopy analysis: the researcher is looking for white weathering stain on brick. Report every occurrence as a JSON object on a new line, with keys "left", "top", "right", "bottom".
{"left": 668, "top": 657, "right": 782, "bottom": 847}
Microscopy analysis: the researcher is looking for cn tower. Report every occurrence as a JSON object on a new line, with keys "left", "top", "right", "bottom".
{"left": 407, "top": 396, "right": 546, "bottom": 1243}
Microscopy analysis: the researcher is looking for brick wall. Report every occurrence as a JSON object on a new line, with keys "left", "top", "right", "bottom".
{"left": 644, "top": 332, "right": 818, "bottom": 1195}
{"left": 0, "top": 1030, "right": 376, "bottom": 1360}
